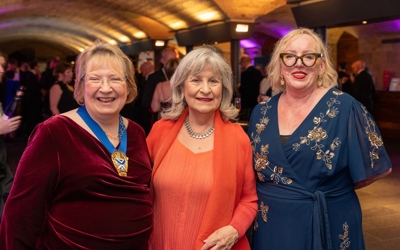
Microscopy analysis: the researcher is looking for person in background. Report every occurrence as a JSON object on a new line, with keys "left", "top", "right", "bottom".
{"left": 29, "top": 60, "right": 42, "bottom": 82}
{"left": 147, "top": 46, "right": 257, "bottom": 250}
{"left": 258, "top": 63, "right": 282, "bottom": 103}
{"left": 351, "top": 59, "right": 376, "bottom": 113}
{"left": 248, "top": 28, "right": 392, "bottom": 250}
{"left": 238, "top": 54, "right": 263, "bottom": 121}
{"left": 258, "top": 64, "right": 272, "bottom": 103}
{"left": 139, "top": 61, "right": 155, "bottom": 84}
{"left": 120, "top": 61, "right": 154, "bottom": 127}
{"left": 0, "top": 50, "right": 21, "bottom": 222}
{"left": 40, "top": 56, "right": 59, "bottom": 119}
{"left": 49, "top": 62, "right": 79, "bottom": 115}
{"left": 337, "top": 61, "right": 352, "bottom": 94}
{"left": 141, "top": 47, "right": 178, "bottom": 134}
{"left": 19, "top": 62, "right": 30, "bottom": 72}
{"left": 150, "top": 58, "right": 181, "bottom": 113}
{"left": 4, "top": 59, "right": 20, "bottom": 109}
{"left": 0, "top": 40, "right": 153, "bottom": 249}
{"left": 19, "top": 60, "right": 42, "bottom": 138}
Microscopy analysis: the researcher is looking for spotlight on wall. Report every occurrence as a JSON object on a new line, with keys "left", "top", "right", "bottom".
{"left": 236, "top": 24, "right": 249, "bottom": 33}
{"left": 155, "top": 40, "right": 165, "bottom": 47}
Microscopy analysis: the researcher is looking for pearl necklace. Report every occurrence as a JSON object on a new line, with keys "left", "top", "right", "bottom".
{"left": 184, "top": 115, "right": 214, "bottom": 139}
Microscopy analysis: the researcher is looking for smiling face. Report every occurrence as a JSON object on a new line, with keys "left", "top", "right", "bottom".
{"left": 183, "top": 63, "right": 222, "bottom": 117}
{"left": 280, "top": 34, "right": 325, "bottom": 92}
{"left": 83, "top": 57, "right": 128, "bottom": 120}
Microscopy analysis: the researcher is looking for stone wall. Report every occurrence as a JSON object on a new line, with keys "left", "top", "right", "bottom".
{"left": 359, "top": 33, "right": 400, "bottom": 90}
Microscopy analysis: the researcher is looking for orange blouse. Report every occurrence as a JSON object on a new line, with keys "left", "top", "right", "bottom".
{"left": 150, "top": 139, "right": 213, "bottom": 249}
{"left": 147, "top": 109, "right": 257, "bottom": 250}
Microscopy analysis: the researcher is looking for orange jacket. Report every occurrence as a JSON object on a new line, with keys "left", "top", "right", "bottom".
{"left": 147, "top": 109, "right": 257, "bottom": 250}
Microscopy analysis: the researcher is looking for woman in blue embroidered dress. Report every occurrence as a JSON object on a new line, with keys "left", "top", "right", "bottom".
{"left": 248, "top": 28, "right": 392, "bottom": 250}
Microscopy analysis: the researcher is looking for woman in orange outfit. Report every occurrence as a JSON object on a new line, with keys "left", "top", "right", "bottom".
{"left": 147, "top": 46, "right": 257, "bottom": 250}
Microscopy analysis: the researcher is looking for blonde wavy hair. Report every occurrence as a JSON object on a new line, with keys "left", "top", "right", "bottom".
{"left": 74, "top": 40, "right": 137, "bottom": 105}
{"left": 267, "top": 28, "right": 338, "bottom": 93}
{"left": 161, "top": 45, "right": 237, "bottom": 121}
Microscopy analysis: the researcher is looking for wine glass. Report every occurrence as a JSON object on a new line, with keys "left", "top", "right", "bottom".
{"left": 234, "top": 97, "right": 241, "bottom": 117}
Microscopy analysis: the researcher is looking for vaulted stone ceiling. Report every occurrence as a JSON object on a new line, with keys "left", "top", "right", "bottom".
{"left": 0, "top": 0, "right": 399, "bottom": 61}
{"left": 0, "top": 0, "right": 287, "bottom": 59}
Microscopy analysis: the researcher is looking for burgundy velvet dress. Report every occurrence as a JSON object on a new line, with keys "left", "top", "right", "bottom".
{"left": 0, "top": 115, "right": 153, "bottom": 249}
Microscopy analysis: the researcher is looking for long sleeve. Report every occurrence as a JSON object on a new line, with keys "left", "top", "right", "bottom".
{"left": 0, "top": 123, "right": 59, "bottom": 249}
{"left": 1, "top": 117, "right": 153, "bottom": 249}
{"left": 229, "top": 135, "right": 258, "bottom": 237}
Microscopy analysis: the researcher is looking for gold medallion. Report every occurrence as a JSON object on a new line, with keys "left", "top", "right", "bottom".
{"left": 111, "top": 150, "right": 129, "bottom": 176}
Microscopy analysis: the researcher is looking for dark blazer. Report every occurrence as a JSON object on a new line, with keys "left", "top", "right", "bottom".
{"left": 338, "top": 71, "right": 352, "bottom": 95}
{"left": 352, "top": 70, "right": 375, "bottom": 113}
{"left": 141, "top": 69, "right": 166, "bottom": 109}
{"left": 140, "top": 69, "right": 166, "bottom": 134}
{"left": 239, "top": 66, "right": 263, "bottom": 109}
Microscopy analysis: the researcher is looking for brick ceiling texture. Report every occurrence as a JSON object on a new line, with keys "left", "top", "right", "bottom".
{"left": 0, "top": 0, "right": 399, "bottom": 60}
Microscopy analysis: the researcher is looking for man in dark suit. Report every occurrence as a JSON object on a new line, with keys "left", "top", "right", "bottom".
{"left": 39, "top": 57, "right": 59, "bottom": 120}
{"left": 120, "top": 61, "right": 154, "bottom": 132}
{"left": 238, "top": 54, "right": 263, "bottom": 121}
{"left": 351, "top": 60, "right": 376, "bottom": 113}
{"left": 337, "top": 61, "right": 352, "bottom": 95}
{"left": 141, "top": 47, "right": 178, "bottom": 134}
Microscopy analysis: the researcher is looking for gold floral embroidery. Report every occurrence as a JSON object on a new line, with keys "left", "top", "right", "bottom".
{"left": 256, "top": 123, "right": 266, "bottom": 134}
{"left": 271, "top": 166, "right": 293, "bottom": 184}
{"left": 362, "top": 107, "right": 384, "bottom": 168}
{"left": 257, "top": 172, "right": 265, "bottom": 182}
{"left": 292, "top": 90, "right": 343, "bottom": 169}
{"left": 260, "top": 201, "right": 269, "bottom": 222}
{"left": 307, "top": 127, "right": 328, "bottom": 142}
{"left": 254, "top": 201, "right": 269, "bottom": 231}
{"left": 254, "top": 152, "right": 268, "bottom": 171}
{"left": 250, "top": 99, "right": 292, "bottom": 184}
{"left": 339, "top": 222, "right": 351, "bottom": 249}
{"left": 330, "top": 138, "right": 340, "bottom": 150}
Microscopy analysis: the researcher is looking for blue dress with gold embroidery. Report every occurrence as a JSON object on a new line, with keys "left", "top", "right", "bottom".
{"left": 248, "top": 88, "right": 391, "bottom": 250}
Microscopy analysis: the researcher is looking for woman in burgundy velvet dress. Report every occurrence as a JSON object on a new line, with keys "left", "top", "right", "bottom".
{"left": 0, "top": 40, "right": 153, "bottom": 249}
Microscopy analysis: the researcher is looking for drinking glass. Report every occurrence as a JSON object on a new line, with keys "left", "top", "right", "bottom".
{"left": 234, "top": 97, "right": 241, "bottom": 114}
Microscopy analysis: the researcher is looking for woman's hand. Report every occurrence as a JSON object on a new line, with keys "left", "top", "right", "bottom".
{"left": 201, "top": 225, "right": 239, "bottom": 250}
{"left": 0, "top": 115, "right": 21, "bottom": 135}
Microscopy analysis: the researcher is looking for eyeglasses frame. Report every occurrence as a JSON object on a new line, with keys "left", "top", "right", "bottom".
{"left": 81, "top": 76, "right": 127, "bottom": 85}
{"left": 279, "top": 53, "right": 323, "bottom": 67}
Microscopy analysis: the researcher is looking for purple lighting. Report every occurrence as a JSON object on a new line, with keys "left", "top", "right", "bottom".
{"left": 0, "top": 6, "right": 16, "bottom": 15}
{"left": 240, "top": 39, "right": 260, "bottom": 48}
{"left": 272, "top": 27, "right": 294, "bottom": 38}
{"left": 387, "top": 19, "right": 400, "bottom": 32}
{"left": 0, "top": 23, "right": 13, "bottom": 29}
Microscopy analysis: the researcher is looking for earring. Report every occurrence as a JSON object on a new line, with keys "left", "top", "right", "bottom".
{"left": 318, "top": 76, "right": 323, "bottom": 87}
{"left": 280, "top": 76, "right": 285, "bottom": 86}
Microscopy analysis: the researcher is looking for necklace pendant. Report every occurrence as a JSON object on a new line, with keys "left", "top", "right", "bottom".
{"left": 111, "top": 150, "right": 129, "bottom": 176}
